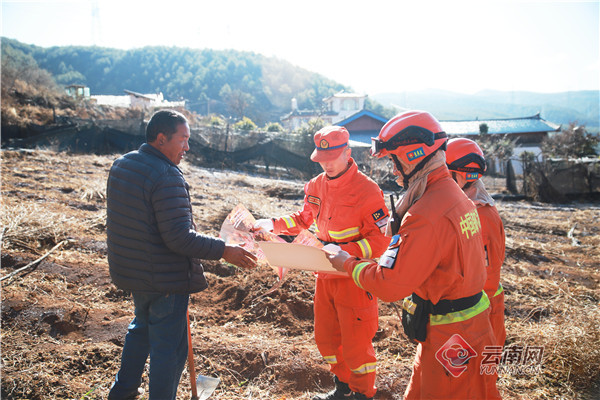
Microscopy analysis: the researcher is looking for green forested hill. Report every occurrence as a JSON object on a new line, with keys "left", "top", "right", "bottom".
{"left": 1, "top": 37, "right": 350, "bottom": 125}
{"left": 2, "top": 37, "right": 597, "bottom": 131}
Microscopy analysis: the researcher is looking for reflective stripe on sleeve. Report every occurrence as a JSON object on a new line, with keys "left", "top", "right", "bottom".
{"left": 322, "top": 355, "right": 337, "bottom": 364}
{"left": 329, "top": 226, "right": 360, "bottom": 241}
{"left": 282, "top": 216, "right": 296, "bottom": 230}
{"left": 351, "top": 261, "right": 371, "bottom": 290}
{"left": 429, "top": 291, "right": 490, "bottom": 326}
{"left": 493, "top": 283, "right": 504, "bottom": 297}
{"left": 351, "top": 362, "right": 376, "bottom": 375}
{"left": 356, "top": 238, "right": 373, "bottom": 258}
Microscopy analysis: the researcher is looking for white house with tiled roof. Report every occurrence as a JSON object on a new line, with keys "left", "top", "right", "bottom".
{"left": 440, "top": 113, "right": 560, "bottom": 143}
{"left": 322, "top": 91, "right": 367, "bottom": 122}
{"left": 345, "top": 112, "right": 561, "bottom": 174}
{"left": 281, "top": 91, "right": 367, "bottom": 131}
{"left": 92, "top": 90, "right": 185, "bottom": 109}
{"left": 440, "top": 112, "right": 560, "bottom": 154}
{"left": 440, "top": 113, "right": 561, "bottom": 174}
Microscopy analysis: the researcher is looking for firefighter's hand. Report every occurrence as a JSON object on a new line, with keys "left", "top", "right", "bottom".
{"left": 253, "top": 219, "right": 274, "bottom": 232}
{"left": 327, "top": 250, "right": 351, "bottom": 272}
{"left": 222, "top": 244, "right": 258, "bottom": 270}
{"left": 322, "top": 243, "right": 341, "bottom": 254}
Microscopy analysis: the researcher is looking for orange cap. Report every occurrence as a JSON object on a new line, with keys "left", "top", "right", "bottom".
{"left": 310, "top": 126, "right": 349, "bottom": 162}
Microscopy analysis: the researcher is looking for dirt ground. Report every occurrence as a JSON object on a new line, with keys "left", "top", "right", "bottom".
{"left": 1, "top": 149, "right": 599, "bottom": 400}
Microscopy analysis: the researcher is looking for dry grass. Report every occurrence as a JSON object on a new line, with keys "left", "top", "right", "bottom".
{"left": 1, "top": 149, "right": 599, "bottom": 400}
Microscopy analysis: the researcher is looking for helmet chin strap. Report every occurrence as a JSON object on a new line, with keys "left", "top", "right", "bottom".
{"left": 390, "top": 154, "right": 409, "bottom": 188}
{"left": 451, "top": 171, "right": 475, "bottom": 190}
{"left": 392, "top": 150, "right": 441, "bottom": 189}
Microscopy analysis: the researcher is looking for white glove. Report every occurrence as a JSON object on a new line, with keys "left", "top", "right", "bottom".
{"left": 322, "top": 243, "right": 342, "bottom": 254}
{"left": 254, "top": 218, "right": 274, "bottom": 232}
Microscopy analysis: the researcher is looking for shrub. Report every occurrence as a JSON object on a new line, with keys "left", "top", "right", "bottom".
{"left": 233, "top": 117, "right": 257, "bottom": 131}
{"left": 541, "top": 123, "right": 599, "bottom": 159}
{"left": 209, "top": 115, "right": 225, "bottom": 126}
{"left": 265, "top": 122, "right": 283, "bottom": 132}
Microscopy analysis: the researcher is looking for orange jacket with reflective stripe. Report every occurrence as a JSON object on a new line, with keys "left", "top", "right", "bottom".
{"left": 273, "top": 159, "right": 389, "bottom": 279}
{"left": 477, "top": 204, "right": 505, "bottom": 296}
{"left": 344, "top": 166, "right": 486, "bottom": 303}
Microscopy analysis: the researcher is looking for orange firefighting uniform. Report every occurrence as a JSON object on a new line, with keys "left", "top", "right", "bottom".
{"left": 477, "top": 203, "right": 507, "bottom": 347}
{"left": 272, "top": 159, "right": 389, "bottom": 398}
{"left": 341, "top": 166, "right": 501, "bottom": 399}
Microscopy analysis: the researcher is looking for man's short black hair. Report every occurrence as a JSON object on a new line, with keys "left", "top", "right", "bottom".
{"left": 146, "top": 109, "right": 188, "bottom": 143}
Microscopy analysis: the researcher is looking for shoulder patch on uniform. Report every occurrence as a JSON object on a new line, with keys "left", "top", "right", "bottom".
{"left": 375, "top": 216, "right": 389, "bottom": 233}
{"left": 379, "top": 234, "right": 401, "bottom": 269}
{"left": 372, "top": 208, "right": 386, "bottom": 221}
{"left": 387, "top": 234, "right": 401, "bottom": 249}
{"left": 307, "top": 195, "right": 321, "bottom": 206}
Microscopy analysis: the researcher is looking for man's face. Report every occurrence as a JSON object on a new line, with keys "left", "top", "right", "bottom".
{"left": 159, "top": 122, "right": 190, "bottom": 165}
{"left": 319, "top": 148, "right": 350, "bottom": 178}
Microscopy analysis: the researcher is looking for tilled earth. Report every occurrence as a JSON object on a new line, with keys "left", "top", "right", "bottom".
{"left": 1, "top": 149, "right": 599, "bottom": 400}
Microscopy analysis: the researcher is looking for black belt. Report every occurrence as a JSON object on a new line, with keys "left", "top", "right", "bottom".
{"left": 430, "top": 292, "right": 483, "bottom": 315}
{"left": 318, "top": 239, "right": 348, "bottom": 246}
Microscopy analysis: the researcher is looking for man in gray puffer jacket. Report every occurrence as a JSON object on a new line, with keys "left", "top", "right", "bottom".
{"left": 106, "top": 109, "right": 257, "bottom": 400}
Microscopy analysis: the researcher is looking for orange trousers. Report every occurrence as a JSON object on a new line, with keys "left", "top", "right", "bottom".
{"left": 404, "top": 308, "right": 501, "bottom": 400}
{"left": 314, "top": 277, "right": 378, "bottom": 398}
{"left": 488, "top": 290, "right": 506, "bottom": 347}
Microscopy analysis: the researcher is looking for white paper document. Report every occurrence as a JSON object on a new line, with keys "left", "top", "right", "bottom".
{"left": 258, "top": 242, "right": 348, "bottom": 276}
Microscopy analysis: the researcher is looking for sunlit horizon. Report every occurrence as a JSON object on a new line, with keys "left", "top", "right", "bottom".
{"left": 2, "top": 0, "right": 599, "bottom": 96}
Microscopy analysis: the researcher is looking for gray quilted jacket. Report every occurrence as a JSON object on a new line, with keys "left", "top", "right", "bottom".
{"left": 106, "top": 143, "right": 225, "bottom": 294}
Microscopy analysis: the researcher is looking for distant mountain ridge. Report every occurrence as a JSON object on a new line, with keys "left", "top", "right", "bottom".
{"left": 372, "top": 89, "right": 599, "bottom": 132}
{"left": 2, "top": 37, "right": 597, "bottom": 132}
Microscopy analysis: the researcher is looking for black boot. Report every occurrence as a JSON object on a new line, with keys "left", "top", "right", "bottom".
{"left": 352, "top": 392, "right": 374, "bottom": 400}
{"left": 312, "top": 376, "right": 352, "bottom": 400}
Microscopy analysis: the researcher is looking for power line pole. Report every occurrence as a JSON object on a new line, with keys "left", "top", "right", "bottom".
{"left": 91, "top": 0, "right": 100, "bottom": 45}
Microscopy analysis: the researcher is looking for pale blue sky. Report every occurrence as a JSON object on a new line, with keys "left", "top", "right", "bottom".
{"left": 2, "top": 0, "right": 598, "bottom": 95}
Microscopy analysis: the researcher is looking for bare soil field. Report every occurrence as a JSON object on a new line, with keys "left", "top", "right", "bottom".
{"left": 1, "top": 149, "right": 599, "bottom": 400}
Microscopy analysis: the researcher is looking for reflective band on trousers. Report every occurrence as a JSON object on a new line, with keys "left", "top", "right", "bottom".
{"left": 351, "top": 362, "right": 376, "bottom": 375}
{"left": 351, "top": 262, "right": 371, "bottom": 290}
{"left": 323, "top": 355, "right": 337, "bottom": 364}
{"left": 356, "top": 238, "right": 373, "bottom": 258}
{"left": 282, "top": 216, "right": 296, "bottom": 229}
{"left": 429, "top": 291, "right": 490, "bottom": 326}
{"left": 329, "top": 226, "right": 360, "bottom": 241}
{"left": 493, "top": 283, "right": 503, "bottom": 297}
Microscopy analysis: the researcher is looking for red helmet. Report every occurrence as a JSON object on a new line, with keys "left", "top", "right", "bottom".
{"left": 371, "top": 111, "right": 448, "bottom": 165}
{"left": 446, "top": 138, "right": 486, "bottom": 181}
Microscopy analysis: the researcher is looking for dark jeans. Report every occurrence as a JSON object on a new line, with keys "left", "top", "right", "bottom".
{"left": 108, "top": 293, "right": 189, "bottom": 400}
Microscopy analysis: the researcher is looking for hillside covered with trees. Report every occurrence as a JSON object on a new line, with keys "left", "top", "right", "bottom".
{"left": 2, "top": 37, "right": 397, "bottom": 126}
{"left": 3, "top": 37, "right": 597, "bottom": 132}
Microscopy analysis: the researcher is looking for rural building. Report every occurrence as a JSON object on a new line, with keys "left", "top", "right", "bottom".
{"left": 440, "top": 112, "right": 560, "bottom": 150}
{"left": 281, "top": 91, "right": 367, "bottom": 132}
{"left": 65, "top": 84, "right": 90, "bottom": 98}
{"left": 280, "top": 104, "right": 337, "bottom": 131}
{"left": 323, "top": 91, "right": 367, "bottom": 121}
{"left": 336, "top": 109, "right": 388, "bottom": 148}
{"left": 339, "top": 112, "right": 561, "bottom": 175}
{"left": 439, "top": 113, "right": 561, "bottom": 174}
{"left": 91, "top": 90, "right": 185, "bottom": 109}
